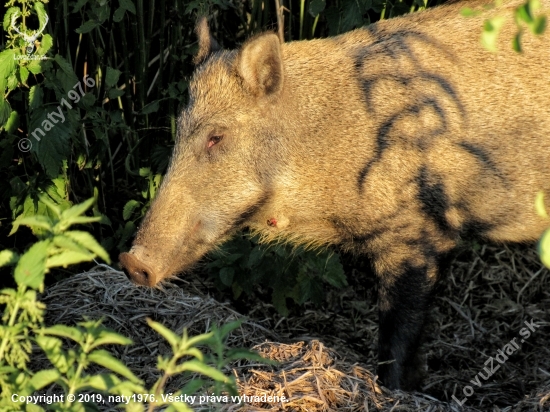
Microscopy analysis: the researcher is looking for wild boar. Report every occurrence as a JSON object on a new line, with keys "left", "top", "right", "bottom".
{"left": 120, "top": 0, "right": 550, "bottom": 390}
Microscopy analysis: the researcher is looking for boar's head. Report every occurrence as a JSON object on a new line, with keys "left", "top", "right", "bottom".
{"left": 120, "top": 20, "right": 287, "bottom": 287}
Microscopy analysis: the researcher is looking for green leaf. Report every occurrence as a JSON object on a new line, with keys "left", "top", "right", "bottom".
{"left": 42, "top": 324, "right": 84, "bottom": 342}
{"left": 88, "top": 350, "right": 142, "bottom": 383}
{"left": 225, "top": 348, "right": 275, "bottom": 364}
{"left": 481, "top": 16, "right": 505, "bottom": 52}
{"left": 3, "top": 110, "right": 19, "bottom": 133}
{"left": 46, "top": 249, "right": 95, "bottom": 268}
{"left": 12, "top": 214, "right": 54, "bottom": 235}
{"left": 139, "top": 167, "right": 151, "bottom": 177}
{"left": 309, "top": 0, "right": 326, "bottom": 17}
{"left": 34, "top": 2, "right": 48, "bottom": 29}
{"left": 218, "top": 320, "right": 243, "bottom": 338}
{"left": 72, "top": 0, "right": 89, "bottom": 13}
{"left": 61, "top": 216, "right": 102, "bottom": 227}
{"left": 14, "top": 240, "right": 50, "bottom": 289}
{"left": 117, "top": 221, "right": 136, "bottom": 249}
{"left": 538, "top": 228, "right": 550, "bottom": 268}
{"left": 247, "top": 245, "right": 263, "bottom": 268}
{"left": 219, "top": 267, "right": 234, "bottom": 286}
{"left": 80, "top": 93, "right": 96, "bottom": 108}
{"left": 89, "top": 329, "right": 133, "bottom": 350}
{"left": 181, "top": 347, "right": 204, "bottom": 361}
{"left": 176, "top": 359, "right": 229, "bottom": 382}
{"left": 27, "top": 59, "right": 43, "bottom": 75}
{"left": 113, "top": 7, "right": 126, "bottom": 22}
{"left": 76, "top": 20, "right": 100, "bottom": 34}
{"left": 460, "top": 7, "right": 481, "bottom": 17}
{"left": 222, "top": 253, "right": 243, "bottom": 265}
{"left": 0, "top": 250, "right": 19, "bottom": 267}
{"left": 272, "top": 287, "right": 289, "bottom": 317}
{"left": 54, "top": 55, "right": 79, "bottom": 85}
{"left": 140, "top": 100, "right": 159, "bottom": 115}
{"left": 185, "top": 331, "right": 214, "bottom": 349}
{"left": 29, "top": 85, "right": 44, "bottom": 109}
{"left": 321, "top": 253, "right": 347, "bottom": 288}
{"left": 341, "top": 0, "right": 371, "bottom": 32}
{"left": 7, "top": 73, "right": 18, "bottom": 90}
{"left": 105, "top": 67, "right": 122, "bottom": 88}
{"left": 512, "top": 32, "right": 522, "bottom": 52}
{"left": 53, "top": 234, "right": 89, "bottom": 253}
{"left": 3, "top": 7, "right": 19, "bottom": 31}
{"left": 147, "top": 319, "right": 179, "bottom": 351}
{"left": 61, "top": 197, "right": 94, "bottom": 219}
{"left": 536, "top": 191, "right": 549, "bottom": 218}
{"left": 35, "top": 335, "right": 74, "bottom": 374}
{"left": 120, "top": 0, "right": 137, "bottom": 14}
{"left": 19, "top": 66, "right": 29, "bottom": 84}
{"left": 64, "top": 230, "right": 110, "bottom": 263}
{"left": 78, "top": 373, "right": 122, "bottom": 392}
{"left": 123, "top": 200, "right": 140, "bottom": 220}
{"left": 516, "top": 4, "right": 534, "bottom": 24}
{"left": 109, "top": 88, "right": 125, "bottom": 99}
{"left": 108, "top": 380, "right": 147, "bottom": 397}
{"left": 0, "top": 99, "right": 11, "bottom": 127}
{"left": 29, "top": 107, "right": 73, "bottom": 178}
{"left": 0, "top": 49, "right": 17, "bottom": 79}
{"left": 37, "top": 34, "right": 54, "bottom": 56}
{"left": 28, "top": 369, "right": 61, "bottom": 391}
{"left": 533, "top": 15, "right": 546, "bottom": 34}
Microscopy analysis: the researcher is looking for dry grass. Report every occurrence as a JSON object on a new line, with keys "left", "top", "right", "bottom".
{"left": 37, "top": 243, "right": 550, "bottom": 411}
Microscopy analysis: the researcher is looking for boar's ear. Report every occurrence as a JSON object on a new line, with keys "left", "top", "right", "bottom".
{"left": 193, "top": 16, "right": 220, "bottom": 65}
{"left": 236, "top": 33, "right": 283, "bottom": 97}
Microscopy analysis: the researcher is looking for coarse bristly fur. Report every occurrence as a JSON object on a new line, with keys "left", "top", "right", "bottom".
{"left": 119, "top": 0, "right": 550, "bottom": 391}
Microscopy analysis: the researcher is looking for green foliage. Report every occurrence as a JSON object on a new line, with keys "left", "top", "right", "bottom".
{"left": 207, "top": 234, "right": 347, "bottom": 316}
{"left": 464, "top": 0, "right": 547, "bottom": 52}
{"left": 536, "top": 192, "right": 550, "bottom": 269}
{"left": 0, "top": 200, "right": 258, "bottom": 411}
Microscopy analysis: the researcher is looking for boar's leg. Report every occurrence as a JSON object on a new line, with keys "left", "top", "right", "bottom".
{"left": 375, "top": 246, "right": 443, "bottom": 390}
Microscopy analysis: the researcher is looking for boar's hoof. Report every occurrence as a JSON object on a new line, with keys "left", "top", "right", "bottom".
{"left": 119, "top": 252, "right": 156, "bottom": 287}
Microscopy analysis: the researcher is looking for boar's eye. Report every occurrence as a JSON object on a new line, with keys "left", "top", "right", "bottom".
{"left": 207, "top": 134, "right": 223, "bottom": 149}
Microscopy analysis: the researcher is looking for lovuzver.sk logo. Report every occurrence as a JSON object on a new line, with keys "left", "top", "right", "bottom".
{"left": 452, "top": 318, "right": 541, "bottom": 406}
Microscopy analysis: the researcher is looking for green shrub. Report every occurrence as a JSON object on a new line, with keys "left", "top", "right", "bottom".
{"left": 207, "top": 234, "right": 347, "bottom": 316}
{"left": 1, "top": 198, "right": 264, "bottom": 411}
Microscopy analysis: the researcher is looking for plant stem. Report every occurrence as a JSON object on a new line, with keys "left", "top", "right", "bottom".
{"left": 0, "top": 289, "right": 23, "bottom": 362}
{"left": 299, "top": 0, "right": 305, "bottom": 40}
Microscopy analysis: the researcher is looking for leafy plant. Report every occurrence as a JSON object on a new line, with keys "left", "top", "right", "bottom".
{"left": 0, "top": 198, "right": 260, "bottom": 411}
{"left": 462, "top": 0, "right": 547, "bottom": 52}
{"left": 207, "top": 234, "right": 347, "bottom": 316}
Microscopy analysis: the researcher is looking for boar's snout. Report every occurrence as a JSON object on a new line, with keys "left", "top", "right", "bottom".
{"left": 119, "top": 252, "right": 157, "bottom": 287}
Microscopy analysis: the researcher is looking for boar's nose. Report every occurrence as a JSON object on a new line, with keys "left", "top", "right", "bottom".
{"left": 119, "top": 252, "right": 156, "bottom": 287}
